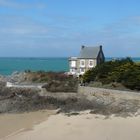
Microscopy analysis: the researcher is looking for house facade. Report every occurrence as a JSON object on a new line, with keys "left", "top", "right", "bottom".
{"left": 69, "top": 45, "right": 105, "bottom": 76}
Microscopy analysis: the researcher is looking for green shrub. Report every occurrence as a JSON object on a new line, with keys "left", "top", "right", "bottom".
{"left": 83, "top": 57, "right": 140, "bottom": 90}
{"left": 43, "top": 78, "right": 78, "bottom": 93}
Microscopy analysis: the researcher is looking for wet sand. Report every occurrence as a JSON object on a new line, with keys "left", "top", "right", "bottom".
{"left": 2, "top": 111, "right": 140, "bottom": 140}
{"left": 0, "top": 110, "right": 55, "bottom": 139}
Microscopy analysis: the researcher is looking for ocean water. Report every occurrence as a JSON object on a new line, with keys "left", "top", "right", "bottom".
{"left": 0, "top": 58, "right": 69, "bottom": 75}
{"left": 0, "top": 57, "right": 139, "bottom": 75}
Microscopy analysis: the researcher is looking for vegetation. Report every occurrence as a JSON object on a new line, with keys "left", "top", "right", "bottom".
{"left": 24, "top": 71, "right": 73, "bottom": 83}
{"left": 42, "top": 73, "right": 78, "bottom": 92}
{"left": 42, "top": 80, "right": 78, "bottom": 92}
{"left": 83, "top": 57, "right": 140, "bottom": 90}
{"left": 24, "top": 71, "right": 78, "bottom": 92}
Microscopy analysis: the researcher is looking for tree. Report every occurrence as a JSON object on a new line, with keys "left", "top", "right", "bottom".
{"left": 83, "top": 57, "right": 140, "bottom": 90}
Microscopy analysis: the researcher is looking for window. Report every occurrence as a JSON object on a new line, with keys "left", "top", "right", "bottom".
{"left": 70, "top": 68, "right": 75, "bottom": 73}
{"left": 89, "top": 60, "right": 93, "bottom": 66}
{"left": 81, "top": 61, "right": 84, "bottom": 65}
{"left": 88, "top": 60, "right": 96, "bottom": 67}
{"left": 80, "top": 68, "right": 85, "bottom": 73}
{"left": 80, "top": 60, "right": 85, "bottom": 67}
{"left": 71, "top": 61, "right": 76, "bottom": 67}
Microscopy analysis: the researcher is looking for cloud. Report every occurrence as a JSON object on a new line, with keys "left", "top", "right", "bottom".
{"left": 0, "top": 0, "right": 47, "bottom": 9}
{"left": 0, "top": 11, "right": 140, "bottom": 57}
{"left": 63, "top": 16, "right": 140, "bottom": 57}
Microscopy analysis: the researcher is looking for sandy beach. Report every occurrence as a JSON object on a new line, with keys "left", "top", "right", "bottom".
{"left": 0, "top": 80, "right": 140, "bottom": 140}
{"left": 0, "top": 110, "right": 55, "bottom": 139}
{"left": 0, "top": 111, "right": 140, "bottom": 140}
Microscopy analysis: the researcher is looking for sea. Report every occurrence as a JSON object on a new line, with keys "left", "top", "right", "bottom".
{"left": 0, "top": 57, "right": 139, "bottom": 76}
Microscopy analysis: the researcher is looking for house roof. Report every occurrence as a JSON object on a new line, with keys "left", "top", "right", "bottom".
{"left": 69, "top": 57, "right": 77, "bottom": 61}
{"left": 78, "top": 46, "right": 101, "bottom": 59}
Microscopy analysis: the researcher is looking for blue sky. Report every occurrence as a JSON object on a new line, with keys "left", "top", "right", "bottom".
{"left": 0, "top": 0, "right": 140, "bottom": 57}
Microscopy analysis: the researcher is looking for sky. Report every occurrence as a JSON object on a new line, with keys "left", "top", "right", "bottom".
{"left": 0, "top": 0, "right": 140, "bottom": 57}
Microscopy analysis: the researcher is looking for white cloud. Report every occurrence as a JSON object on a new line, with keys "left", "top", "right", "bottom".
{"left": 0, "top": 0, "right": 47, "bottom": 9}
{"left": 0, "top": 12, "right": 140, "bottom": 57}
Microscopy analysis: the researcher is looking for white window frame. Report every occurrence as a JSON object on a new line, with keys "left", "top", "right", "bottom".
{"left": 88, "top": 60, "right": 94, "bottom": 68}
{"left": 80, "top": 68, "right": 85, "bottom": 74}
{"left": 70, "top": 68, "right": 77, "bottom": 74}
{"left": 71, "top": 60, "right": 76, "bottom": 67}
{"left": 80, "top": 59, "right": 85, "bottom": 67}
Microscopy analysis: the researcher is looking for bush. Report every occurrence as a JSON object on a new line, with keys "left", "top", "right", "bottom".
{"left": 121, "top": 65, "right": 140, "bottom": 90}
{"left": 43, "top": 78, "right": 78, "bottom": 93}
{"left": 83, "top": 57, "right": 140, "bottom": 90}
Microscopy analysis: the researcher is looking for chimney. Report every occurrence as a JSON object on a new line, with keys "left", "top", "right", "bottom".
{"left": 81, "top": 45, "right": 85, "bottom": 50}
{"left": 100, "top": 45, "right": 102, "bottom": 50}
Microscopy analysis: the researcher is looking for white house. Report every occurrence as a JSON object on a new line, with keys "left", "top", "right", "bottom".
{"left": 69, "top": 45, "right": 105, "bottom": 76}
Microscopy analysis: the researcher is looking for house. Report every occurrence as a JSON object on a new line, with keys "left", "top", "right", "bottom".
{"left": 69, "top": 45, "right": 105, "bottom": 76}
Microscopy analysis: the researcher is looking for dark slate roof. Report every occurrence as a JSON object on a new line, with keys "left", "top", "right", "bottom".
{"left": 78, "top": 46, "right": 101, "bottom": 59}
